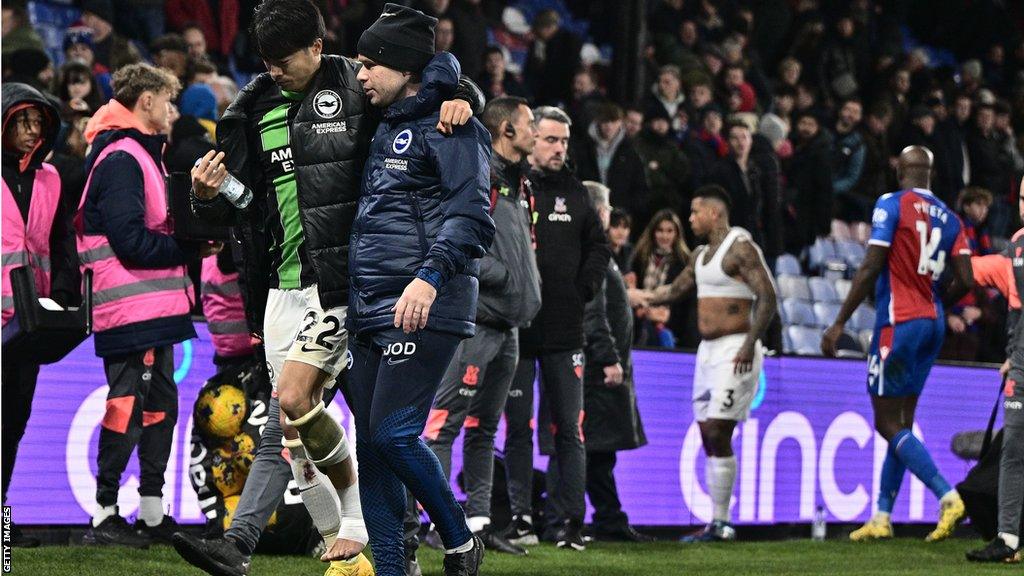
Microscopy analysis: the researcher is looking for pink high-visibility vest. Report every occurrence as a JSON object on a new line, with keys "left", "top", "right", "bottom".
{"left": 75, "top": 137, "right": 193, "bottom": 333}
{"left": 201, "top": 255, "right": 253, "bottom": 358}
{"left": 2, "top": 164, "right": 61, "bottom": 326}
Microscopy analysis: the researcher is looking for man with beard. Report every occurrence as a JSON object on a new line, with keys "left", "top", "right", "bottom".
{"left": 784, "top": 110, "right": 833, "bottom": 253}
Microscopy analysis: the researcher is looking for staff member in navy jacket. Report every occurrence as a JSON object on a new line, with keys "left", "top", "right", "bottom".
{"left": 348, "top": 5, "right": 495, "bottom": 576}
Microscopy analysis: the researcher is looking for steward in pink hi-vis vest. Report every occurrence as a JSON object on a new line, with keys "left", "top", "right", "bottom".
{"left": 75, "top": 98, "right": 197, "bottom": 358}
{"left": 1, "top": 83, "right": 80, "bottom": 327}
{"left": 201, "top": 250, "right": 254, "bottom": 361}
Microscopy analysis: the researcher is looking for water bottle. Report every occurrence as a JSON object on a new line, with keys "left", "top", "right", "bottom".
{"left": 812, "top": 506, "right": 827, "bottom": 541}
{"left": 194, "top": 157, "right": 252, "bottom": 209}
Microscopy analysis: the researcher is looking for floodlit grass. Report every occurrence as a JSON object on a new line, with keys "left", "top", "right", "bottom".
{"left": 11, "top": 538, "right": 1018, "bottom": 575}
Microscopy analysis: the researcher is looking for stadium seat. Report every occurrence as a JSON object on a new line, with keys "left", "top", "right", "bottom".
{"left": 782, "top": 297, "right": 816, "bottom": 326}
{"left": 830, "top": 219, "right": 852, "bottom": 241}
{"left": 836, "top": 240, "right": 866, "bottom": 269}
{"left": 808, "top": 277, "right": 840, "bottom": 303}
{"left": 813, "top": 302, "right": 841, "bottom": 327}
{"left": 835, "top": 278, "right": 852, "bottom": 301}
{"left": 852, "top": 222, "right": 872, "bottom": 243}
{"left": 786, "top": 325, "right": 822, "bottom": 355}
{"left": 859, "top": 329, "right": 874, "bottom": 353}
{"left": 783, "top": 328, "right": 794, "bottom": 353}
{"left": 777, "top": 275, "right": 811, "bottom": 300}
{"left": 807, "top": 238, "right": 836, "bottom": 271}
{"left": 849, "top": 305, "right": 876, "bottom": 332}
{"left": 774, "top": 253, "right": 802, "bottom": 277}
{"left": 777, "top": 302, "right": 788, "bottom": 325}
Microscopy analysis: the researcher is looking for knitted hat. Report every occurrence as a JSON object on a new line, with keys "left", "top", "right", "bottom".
{"left": 63, "top": 25, "right": 94, "bottom": 52}
{"left": 357, "top": 3, "right": 437, "bottom": 73}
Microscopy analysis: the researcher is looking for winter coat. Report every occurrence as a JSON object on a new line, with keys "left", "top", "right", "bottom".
{"left": 348, "top": 54, "right": 495, "bottom": 338}
{"left": 582, "top": 260, "right": 647, "bottom": 452}
{"left": 476, "top": 154, "right": 541, "bottom": 330}
{"left": 519, "top": 166, "right": 610, "bottom": 354}
{"left": 572, "top": 125, "right": 651, "bottom": 233}
{"left": 634, "top": 128, "right": 690, "bottom": 218}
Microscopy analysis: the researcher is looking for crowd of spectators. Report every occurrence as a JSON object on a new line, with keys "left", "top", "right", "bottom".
{"left": 3, "top": 0, "right": 1024, "bottom": 361}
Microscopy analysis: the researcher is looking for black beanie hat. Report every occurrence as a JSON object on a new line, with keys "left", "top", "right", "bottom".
{"left": 357, "top": 3, "right": 437, "bottom": 73}
{"left": 81, "top": 0, "right": 114, "bottom": 24}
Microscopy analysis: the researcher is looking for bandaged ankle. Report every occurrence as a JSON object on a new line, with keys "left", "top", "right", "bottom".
{"left": 285, "top": 438, "right": 341, "bottom": 548}
{"left": 285, "top": 402, "right": 350, "bottom": 467}
{"left": 338, "top": 478, "right": 368, "bottom": 545}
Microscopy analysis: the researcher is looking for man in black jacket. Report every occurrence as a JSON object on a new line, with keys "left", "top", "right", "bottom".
{"left": 578, "top": 181, "right": 649, "bottom": 543}
{"left": 503, "top": 105, "right": 611, "bottom": 551}
{"left": 572, "top": 103, "right": 651, "bottom": 235}
{"left": 412, "top": 97, "right": 541, "bottom": 557}
{"left": 181, "top": 1, "right": 480, "bottom": 575}
{"left": 710, "top": 121, "right": 783, "bottom": 262}
{"left": 784, "top": 111, "right": 833, "bottom": 254}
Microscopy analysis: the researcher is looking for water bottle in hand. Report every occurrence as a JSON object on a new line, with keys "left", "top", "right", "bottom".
{"left": 194, "top": 157, "right": 252, "bottom": 209}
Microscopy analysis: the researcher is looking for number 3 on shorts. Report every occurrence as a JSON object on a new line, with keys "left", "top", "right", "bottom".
{"left": 722, "top": 389, "right": 735, "bottom": 409}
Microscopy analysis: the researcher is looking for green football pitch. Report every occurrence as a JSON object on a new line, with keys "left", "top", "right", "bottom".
{"left": 9, "top": 539, "right": 1018, "bottom": 576}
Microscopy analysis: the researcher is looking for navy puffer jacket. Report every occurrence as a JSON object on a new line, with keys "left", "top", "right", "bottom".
{"left": 348, "top": 54, "right": 495, "bottom": 338}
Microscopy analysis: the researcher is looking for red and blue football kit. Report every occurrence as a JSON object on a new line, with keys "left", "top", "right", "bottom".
{"left": 867, "top": 188, "right": 971, "bottom": 396}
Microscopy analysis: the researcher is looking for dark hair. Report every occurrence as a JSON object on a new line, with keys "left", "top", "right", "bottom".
{"left": 54, "top": 61, "right": 102, "bottom": 114}
{"left": 534, "top": 9, "right": 560, "bottom": 30}
{"left": 150, "top": 33, "right": 188, "bottom": 55}
{"left": 694, "top": 184, "right": 732, "bottom": 213}
{"left": 633, "top": 209, "right": 691, "bottom": 275}
{"left": 481, "top": 96, "right": 529, "bottom": 140}
{"left": 725, "top": 120, "right": 750, "bottom": 135}
{"left": 841, "top": 97, "right": 863, "bottom": 109}
{"left": 773, "top": 85, "right": 796, "bottom": 99}
{"left": 957, "top": 186, "right": 993, "bottom": 210}
{"left": 251, "top": 0, "right": 325, "bottom": 61}
{"left": 609, "top": 208, "right": 632, "bottom": 229}
{"left": 594, "top": 102, "right": 624, "bottom": 123}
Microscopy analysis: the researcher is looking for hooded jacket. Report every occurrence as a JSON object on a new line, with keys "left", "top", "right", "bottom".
{"left": 348, "top": 53, "right": 495, "bottom": 338}
{"left": 1, "top": 83, "right": 80, "bottom": 309}
{"left": 78, "top": 99, "right": 197, "bottom": 356}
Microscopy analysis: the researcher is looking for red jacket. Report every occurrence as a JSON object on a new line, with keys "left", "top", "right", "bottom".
{"left": 165, "top": 0, "right": 239, "bottom": 57}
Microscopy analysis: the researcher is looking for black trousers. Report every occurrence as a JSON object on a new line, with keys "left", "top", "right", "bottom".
{"left": 96, "top": 346, "right": 178, "bottom": 507}
{"left": 586, "top": 450, "right": 629, "bottom": 533}
{"left": 1, "top": 360, "right": 40, "bottom": 504}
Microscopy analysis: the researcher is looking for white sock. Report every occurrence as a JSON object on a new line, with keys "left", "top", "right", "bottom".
{"left": 520, "top": 515, "right": 532, "bottom": 525}
{"left": 999, "top": 532, "right": 1020, "bottom": 550}
{"left": 288, "top": 443, "right": 341, "bottom": 549}
{"left": 139, "top": 496, "right": 164, "bottom": 527}
{"left": 940, "top": 489, "right": 960, "bottom": 505}
{"left": 446, "top": 537, "right": 474, "bottom": 554}
{"left": 467, "top": 516, "right": 490, "bottom": 533}
{"left": 337, "top": 477, "right": 368, "bottom": 545}
{"left": 93, "top": 504, "right": 117, "bottom": 527}
{"left": 706, "top": 456, "right": 737, "bottom": 523}
{"left": 875, "top": 511, "right": 891, "bottom": 523}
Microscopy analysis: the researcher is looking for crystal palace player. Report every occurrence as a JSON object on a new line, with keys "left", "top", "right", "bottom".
{"left": 822, "top": 145, "right": 974, "bottom": 542}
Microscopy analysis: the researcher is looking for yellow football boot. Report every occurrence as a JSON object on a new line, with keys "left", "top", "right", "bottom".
{"left": 926, "top": 492, "right": 965, "bottom": 542}
{"left": 849, "top": 515, "right": 893, "bottom": 541}
{"left": 324, "top": 553, "right": 374, "bottom": 576}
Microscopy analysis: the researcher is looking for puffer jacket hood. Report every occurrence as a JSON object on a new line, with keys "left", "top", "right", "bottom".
{"left": 1, "top": 82, "right": 60, "bottom": 172}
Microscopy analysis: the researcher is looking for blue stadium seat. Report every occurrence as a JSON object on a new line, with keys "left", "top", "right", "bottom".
{"left": 849, "top": 305, "right": 877, "bottom": 332}
{"left": 775, "top": 253, "right": 802, "bottom": 276}
{"left": 809, "top": 277, "right": 840, "bottom": 303}
{"left": 807, "top": 238, "right": 837, "bottom": 271}
{"left": 836, "top": 240, "right": 866, "bottom": 269}
{"left": 835, "top": 278, "right": 852, "bottom": 301}
{"left": 786, "top": 325, "right": 822, "bottom": 355}
{"left": 777, "top": 275, "right": 811, "bottom": 300}
{"left": 859, "top": 329, "right": 874, "bottom": 353}
{"left": 777, "top": 302, "right": 788, "bottom": 325}
{"left": 813, "top": 302, "right": 841, "bottom": 327}
{"left": 783, "top": 297, "right": 816, "bottom": 326}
